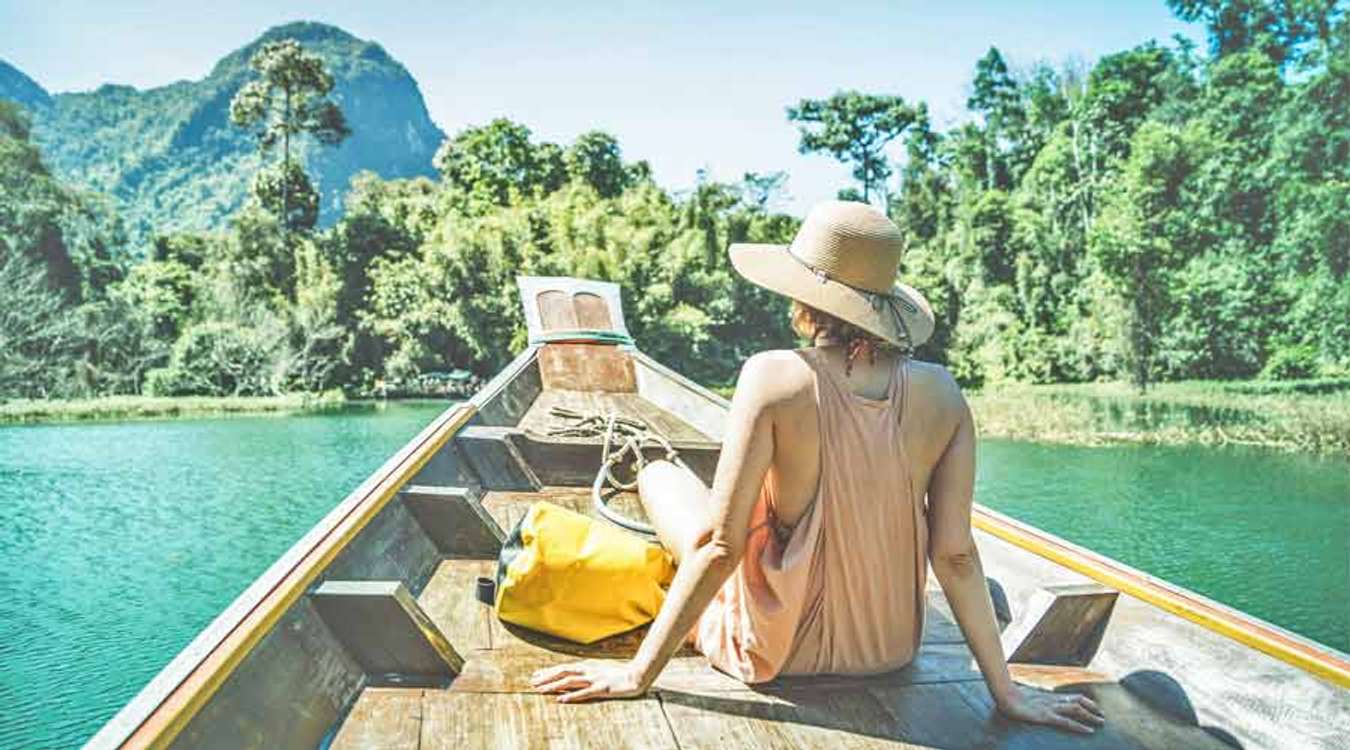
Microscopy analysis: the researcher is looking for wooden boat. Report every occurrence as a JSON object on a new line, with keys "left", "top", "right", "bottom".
{"left": 88, "top": 277, "right": 1348, "bottom": 749}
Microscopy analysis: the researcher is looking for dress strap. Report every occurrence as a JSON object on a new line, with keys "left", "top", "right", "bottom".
{"left": 890, "top": 356, "right": 910, "bottom": 425}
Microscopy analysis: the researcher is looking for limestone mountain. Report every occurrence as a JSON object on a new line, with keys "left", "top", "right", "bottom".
{"left": 0, "top": 22, "right": 444, "bottom": 245}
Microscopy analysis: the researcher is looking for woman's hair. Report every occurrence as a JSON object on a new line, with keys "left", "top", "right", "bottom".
{"left": 789, "top": 300, "right": 898, "bottom": 375}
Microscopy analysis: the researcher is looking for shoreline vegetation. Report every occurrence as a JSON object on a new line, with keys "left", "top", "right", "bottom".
{"left": 971, "top": 380, "right": 1350, "bottom": 456}
{"left": 713, "top": 378, "right": 1350, "bottom": 457}
{"left": 0, "top": 392, "right": 349, "bottom": 425}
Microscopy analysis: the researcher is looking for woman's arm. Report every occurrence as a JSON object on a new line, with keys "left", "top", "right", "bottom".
{"left": 928, "top": 386, "right": 1104, "bottom": 734}
{"left": 530, "top": 354, "right": 778, "bottom": 702}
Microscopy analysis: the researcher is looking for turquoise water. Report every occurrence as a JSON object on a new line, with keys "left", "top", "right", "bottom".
{"left": 0, "top": 407, "right": 1346, "bottom": 748}
{"left": 0, "top": 403, "right": 447, "bottom": 750}
{"left": 975, "top": 441, "right": 1349, "bottom": 654}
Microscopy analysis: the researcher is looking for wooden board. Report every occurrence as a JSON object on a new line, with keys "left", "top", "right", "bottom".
{"left": 416, "top": 560, "right": 496, "bottom": 653}
{"left": 1005, "top": 583, "right": 1117, "bottom": 666}
{"left": 420, "top": 692, "right": 677, "bottom": 749}
{"left": 401, "top": 485, "right": 504, "bottom": 559}
{"left": 520, "top": 389, "right": 712, "bottom": 441}
{"left": 329, "top": 688, "right": 422, "bottom": 750}
{"left": 537, "top": 344, "right": 638, "bottom": 392}
{"left": 658, "top": 682, "right": 988, "bottom": 750}
{"left": 310, "top": 580, "right": 464, "bottom": 684}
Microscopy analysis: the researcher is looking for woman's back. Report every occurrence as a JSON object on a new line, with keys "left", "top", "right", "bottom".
{"left": 695, "top": 345, "right": 967, "bottom": 682}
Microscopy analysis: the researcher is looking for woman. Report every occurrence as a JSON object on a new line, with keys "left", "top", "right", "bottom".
{"left": 530, "top": 201, "right": 1105, "bottom": 735}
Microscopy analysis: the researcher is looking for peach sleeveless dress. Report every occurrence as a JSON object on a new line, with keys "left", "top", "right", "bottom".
{"left": 695, "top": 349, "right": 928, "bottom": 683}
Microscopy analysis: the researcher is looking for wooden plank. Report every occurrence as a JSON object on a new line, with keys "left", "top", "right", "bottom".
{"left": 469, "top": 345, "right": 542, "bottom": 428}
{"left": 536, "top": 289, "right": 580, "bottom": 332}
{"left": 629, "top": 349, "right": 730, "bottom": 442}
{"left": 952, "top": 677, "right": 1240, "bottom": 749}
{"left": 1004, "top": 583, "right": 1117, "bottom": 666}
{"left": 416, "top": 560, "right": 495, "bottom": 653}
{"left": 920, "top": 590, "right": 966, "bottom": 645}
{"left": 457, "top": 426, "right": 542, "bottom": 492}
{"left": 402, "top": 485, "right": 504, "bottom": 558}
{"left": 96, "top": 402, "right": 477, "bottom": 750}
{"left": 520, "top": 389, "right": 712, "bottom": 442}
{"left": 658, "top": 682, "right": 984, "bottom": 749}
{"left": 325, "top": 498, "right": 443, "bottom": 595}
{"left": 329, "top": 688, "right": 423, "bottom": 750}
{"left": 452, "top": 621, "right": 980, "bottom": 696}
{"left": 573, "top": 291, "right": 615, "bottom": 330}
{"left": 537, "top": 343, "right": 638, "bottom": 392}
{"left": 420, "top": 692, "right": 678, "bottom": 749}
{"left": 311, "top": 580, "right": 464, "bottom": 685}
{"left": 169, "top": 601, "right": 364, "bottom": 750}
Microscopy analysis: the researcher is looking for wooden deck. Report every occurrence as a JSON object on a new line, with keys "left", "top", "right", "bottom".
{"left": 519, "top": 389, "right": 713, "bottom": 442}
{"left": 328, "top": 487, "right": 1238, "bottom": 750}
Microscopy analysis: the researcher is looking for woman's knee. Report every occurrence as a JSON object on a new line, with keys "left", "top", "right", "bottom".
{"left": 637, "top": 459, "right": 709, "bottom": 562}
{"left": 637, "top": 459, "right": 708, "bottom": 504}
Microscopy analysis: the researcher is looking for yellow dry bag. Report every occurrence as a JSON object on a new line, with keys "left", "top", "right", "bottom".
{"left": 494, "top": 501, "right": 675, "bottom": 644}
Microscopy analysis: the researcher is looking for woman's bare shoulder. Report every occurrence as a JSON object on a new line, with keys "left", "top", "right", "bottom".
{"left": 907, "top": 359, "right": 967, "bottom": 412}
{"left": 735, "top": 349, "right": 814, "bottom": 408}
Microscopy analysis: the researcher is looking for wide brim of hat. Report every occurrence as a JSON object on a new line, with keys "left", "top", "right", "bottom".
{"left": 729, "top": 243, "right": 935, "bottom": 348}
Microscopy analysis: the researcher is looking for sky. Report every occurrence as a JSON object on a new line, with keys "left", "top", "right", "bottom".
{"left": 0, "top": 1, "right": 1205, "bottom": 213}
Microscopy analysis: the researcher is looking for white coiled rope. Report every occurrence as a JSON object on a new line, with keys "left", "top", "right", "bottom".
{"left": 546, "top": 406, "right": 684, "bottom": 536}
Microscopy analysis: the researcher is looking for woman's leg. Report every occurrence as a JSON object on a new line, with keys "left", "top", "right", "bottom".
{"left": 636, "top": 459, "right": 710, "bottom": 566}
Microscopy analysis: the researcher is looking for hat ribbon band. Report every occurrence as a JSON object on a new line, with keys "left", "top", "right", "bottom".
{"left": 784, "top": 245, "right": 915, "bottom": 352}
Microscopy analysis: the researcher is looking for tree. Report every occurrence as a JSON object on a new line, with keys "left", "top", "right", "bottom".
{"left": 0, "top": 250, "right": 82, "bottom": 397}
{"left": 230, "top": 39, "right": 350, "bottom": 234}
{"left": 740, "top": 171, "right": 789, "bottom": 211}
{"left": 1166, "top": 0, "right": 1343, "bottom": 68}
{"left": 787, "top": 92, "right": 921, "bottom": 204}
{"left": 433, "top": 119, "right": 560, "bottom": 211}
{"left": 968, "top": 48, "right": 1027, "bottom": 190}
{"left": 564, "top": 131, "right": 631, "bottom": 198}
{"left": 1090, "top": 122, "right": 1203, "bottom": 391}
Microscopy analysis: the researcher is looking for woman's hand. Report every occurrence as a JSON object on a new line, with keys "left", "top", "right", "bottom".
{"left": 530, "top": 660, "right": 649, "bottom": 703}
{"left": 997, "top": 686, "right": 1106, "bottom": 734}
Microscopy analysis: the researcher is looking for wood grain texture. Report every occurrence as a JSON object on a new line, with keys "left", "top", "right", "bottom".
{"left": 658, "top": 683, "right": 979, "bottom": 749}
{"left": 973, "top": 504, "right": 1350, "bottom": 688}
{"left": 573, "top": 292, "right": 615, "bottom": 330}
{"left": 329, "top": 689, "right": 423, "bottom": 750}
{"left": 416, "top": 560, "right": 496, "bottom": 653}
{"left": 402, "top": 485, "right": 504, "bottom": 559}
{"left": 336, "top": 563, "right": 1250, "bottom": 749}
{"left": 520, "top": 388, "right": 711, "bottom": 441}
{"left": 420, "top": 692, "right": 678, "bottom": 749}
{"left": 168, "top": 601, "right": 363, "bottom": 750}
{"left": 1005, "top": 583, "right": 1118, "bottom": 666}
{"left": 536, "top": 290, "right": 579, "bottom": 332}
{"left": 456, "top": 426, "right": 542, "bottom": 492}
{"left": 311, "top": 580, "right": 465, "bottom": 683}
{"left": 537, "top": 343, "right": 638, "bottom": 392}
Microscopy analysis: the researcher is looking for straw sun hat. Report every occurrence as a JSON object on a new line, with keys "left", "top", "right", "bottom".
{"left": 729, "top": 200, "right": 935, "bottom": 349}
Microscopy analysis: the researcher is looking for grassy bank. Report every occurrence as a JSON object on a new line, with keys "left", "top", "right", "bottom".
{"left": 969, "top": 380, "right": 1350, "bottom": 455}
{"left": 714, "top": 377, "right": 1349, "bottom": 455}
{"left": 0, "top": 392, "right": 348, "bottom": 425}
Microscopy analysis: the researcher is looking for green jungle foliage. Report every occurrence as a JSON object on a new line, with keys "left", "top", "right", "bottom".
{"left": 0, "top": 0, "right": 1346, "bottom": 403}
